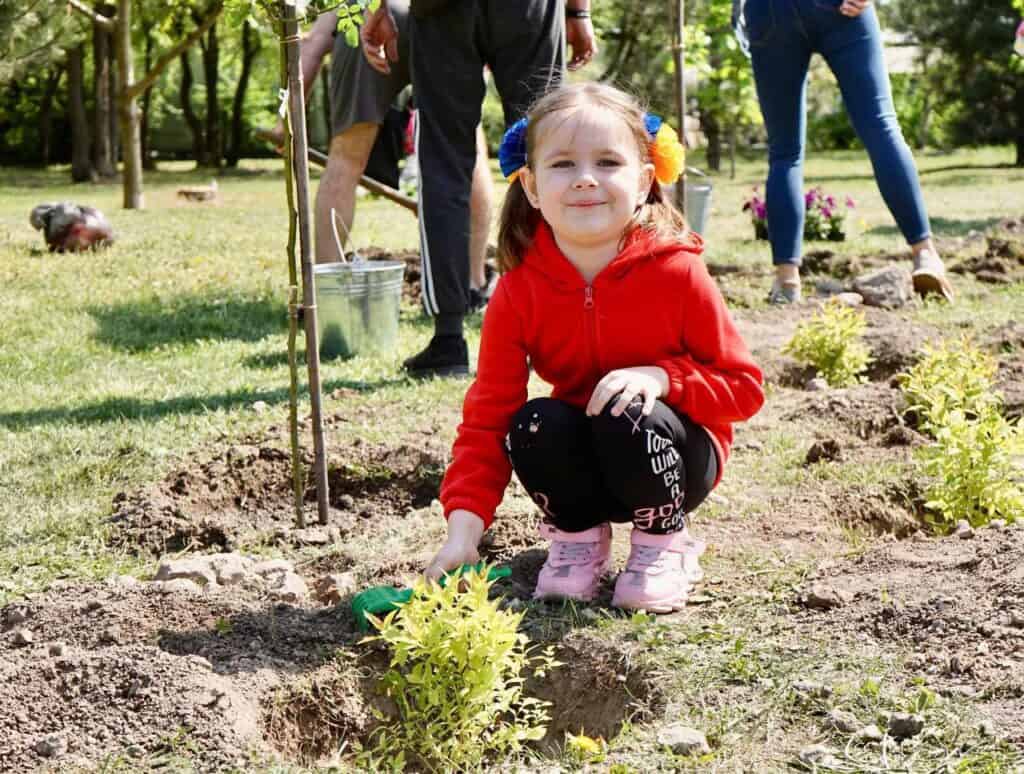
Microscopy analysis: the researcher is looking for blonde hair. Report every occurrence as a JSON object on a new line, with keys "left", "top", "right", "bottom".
{"left": 496, "top": 82, "right": 690, "bottom": 273}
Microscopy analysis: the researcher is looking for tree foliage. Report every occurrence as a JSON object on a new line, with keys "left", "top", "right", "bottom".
{"left": 885, "top": 0, "right": 1024, "bottom": 165}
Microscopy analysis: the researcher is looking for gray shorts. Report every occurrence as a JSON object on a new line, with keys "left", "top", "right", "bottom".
{"left": 329, "top": 0, "right": 412, "bottom": 136}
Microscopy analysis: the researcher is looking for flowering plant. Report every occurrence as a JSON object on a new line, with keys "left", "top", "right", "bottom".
{"left": 741, "top": 188, "right": 769, "bottom": 240}
{"left": 742, "top": 186, "right": 856, "bottom": 242}
{"left": 804, "top": 186, "right": 855, "bottom": 241}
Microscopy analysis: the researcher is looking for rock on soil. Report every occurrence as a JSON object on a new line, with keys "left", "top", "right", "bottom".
{"left": 853, "top": 266, "right": 914, "bottom": 309}
{"left": 657, "top": 724, "right": 711, "bottom": 755}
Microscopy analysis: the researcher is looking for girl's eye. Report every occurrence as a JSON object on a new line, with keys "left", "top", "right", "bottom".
{"left": 551, "top": 160, "right": 574, "bottom": 169}
{"left": 598, "top": 158, "right": 622, "bottom": 167}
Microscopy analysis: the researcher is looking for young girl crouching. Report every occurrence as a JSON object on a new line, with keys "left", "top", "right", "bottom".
{"left": 426, "top": 82, "right": 765, "bottom": 612}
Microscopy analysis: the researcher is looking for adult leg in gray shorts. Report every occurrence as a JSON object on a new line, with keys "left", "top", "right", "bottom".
{"left": 329, "top": 0, "right": 411, "bottom": 136}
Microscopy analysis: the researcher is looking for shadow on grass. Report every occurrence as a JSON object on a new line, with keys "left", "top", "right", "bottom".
{"left": 805, "top": 162, "right": 1017, "bottom": 185}
{"left": 88, "top": 293, "right": 286, "bottom": 352}
{"left": 0, "top": 376, "right": 417, "bottom": 430}
{"left": 866, "top": 215, "right": 1005, "bottom": 239}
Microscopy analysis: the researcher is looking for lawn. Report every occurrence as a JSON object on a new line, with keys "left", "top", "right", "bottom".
{"left": 1, "top": 146, "right": 1023, "bottom": 772}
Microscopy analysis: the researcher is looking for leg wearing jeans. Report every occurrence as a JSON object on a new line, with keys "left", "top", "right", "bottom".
{"left": 820, "top": 6, "right": 931, "bottom": 245}
{"left": 749, "top": 18, "right": 813, "bottom": 266}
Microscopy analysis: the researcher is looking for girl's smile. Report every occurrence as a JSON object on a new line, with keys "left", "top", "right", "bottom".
{"left": 520, "top": 111, "right": 654, "bottom": 273}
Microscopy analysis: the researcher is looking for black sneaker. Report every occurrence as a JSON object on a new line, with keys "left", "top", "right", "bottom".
{"left": 402, "top": 335, "right": 469, "bottom": 379}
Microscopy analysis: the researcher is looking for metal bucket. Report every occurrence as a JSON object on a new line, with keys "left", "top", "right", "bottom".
{"left": 685, "top": 178, "right": 713, "bottom": 237}
{"left": 313, "top": 259, "right": 405, "bottom": 360}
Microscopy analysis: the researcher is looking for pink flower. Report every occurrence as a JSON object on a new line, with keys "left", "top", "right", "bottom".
{"left": 846, "top": 196, "right": 856, "bottom": 209}
{"left": 754, "top": 203, "right": 767, "bottom": 219}
{"left": 826, "top": 195, "right": 836, "bottom": 207}
{"left": 822, "top": 207, "right": 833, "bottom": 219}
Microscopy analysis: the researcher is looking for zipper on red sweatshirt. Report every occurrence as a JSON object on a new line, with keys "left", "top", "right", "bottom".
{"left": 583, "top": 285, "right": 599, "bottom": 376}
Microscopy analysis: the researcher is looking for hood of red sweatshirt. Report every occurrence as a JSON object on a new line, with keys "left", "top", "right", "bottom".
{"left": 521, "top": 221, "right": 705, "bottom": 288}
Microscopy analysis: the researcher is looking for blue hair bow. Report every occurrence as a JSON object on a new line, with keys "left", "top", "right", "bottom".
{"left": 498, "top": 117, "right": 529, "bottom": 182}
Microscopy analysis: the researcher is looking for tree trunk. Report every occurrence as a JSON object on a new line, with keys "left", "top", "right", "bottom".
{"left": 116, "top": 0, "right": 143, "bottom": 208}
{"left": 39, "top": 67, "right": 64, "bottom": 167}
{"left": 180, "top": 51, "right": 205, "bottom": 163}
{"left": 198, "top": 22, "right": 221, "bottom": 168}
{"left": 109, "top": 25, "right": 120, "bottom": 165}
{"left": 92, "top": 3, "right": 116, "bottom": 177}
{"left": 68, "top": 45, "right": 96, "bottom": 182}
{"left": 226, "top": 19, "right": 260, "bottom": 168}
{"left": 141, "top": 26, "right": 155, "bottom": 170}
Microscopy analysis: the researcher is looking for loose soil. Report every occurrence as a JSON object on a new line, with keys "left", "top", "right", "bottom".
{"left": 5, "top": 238, "right": 1024, "bottom": 771}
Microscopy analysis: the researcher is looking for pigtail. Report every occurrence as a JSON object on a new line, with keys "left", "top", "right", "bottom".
{"left": 628, "top": 180, "right": 692, "bottom": 246}
{"left": 496, "top": 179, "right": 541, "bottom": 273}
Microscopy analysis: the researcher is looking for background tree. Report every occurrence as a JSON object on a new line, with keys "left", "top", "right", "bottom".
{"left": 886, "top": 0, "right": 1024, "bottom": 166}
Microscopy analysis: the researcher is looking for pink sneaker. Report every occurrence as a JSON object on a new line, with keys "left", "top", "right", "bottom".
{"left": 533, "top": 522, "right": 612, "bottom": 602}
{"left": 612, "top": 528, "right": 706, "bottom": 613}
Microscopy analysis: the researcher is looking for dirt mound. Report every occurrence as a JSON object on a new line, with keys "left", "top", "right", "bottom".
{"left": 0, "top": 583, "right": 270, "bottom": 772}
{"left": 264, "top": 656, "right": 388, "bottom": 765}
{"left": 108, "top": 436, "right": 447, "bottom": 556}
{"left": 789, "top": 527, "right": 1024, "bottom": 736}
{"left": 951, "top": 236, "right": 1024, "bottom": 284}
{"left": 528, "top": 630, "right": 666, "bottom": 751}
{"left": 355, "top": 247, "right": 423, "bottom": 306}
{"left": 783, "top": 381, "right": 908, "bottom": 441}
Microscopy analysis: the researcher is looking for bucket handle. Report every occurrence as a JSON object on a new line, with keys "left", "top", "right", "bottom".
{"left": 329, "top": 207, "right": 366, "bottom": 264}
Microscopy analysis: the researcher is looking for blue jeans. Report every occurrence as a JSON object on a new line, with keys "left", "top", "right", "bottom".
{"left": 744, "top": 0, "right": 931, "bottom": 265}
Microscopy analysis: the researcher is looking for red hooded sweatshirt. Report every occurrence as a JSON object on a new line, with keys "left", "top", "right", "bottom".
{"left": 440, "top": 222, "right": 764, "bottom": 529}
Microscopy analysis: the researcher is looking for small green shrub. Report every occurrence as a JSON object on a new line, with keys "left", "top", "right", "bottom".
{"left": 783, "top": 301, "right": 872, "bottom": 387}
{"left": 898, "top": 337, "right": 1023, "bottom": 532}
{"left": 360, "top": 567, "right": 554, "bottom": 772}
{"left": 918, "top": 409, "right": 1024, "bottom": 532}
{"left": 898, "top": 337, "right": 1001, "bottom": 435}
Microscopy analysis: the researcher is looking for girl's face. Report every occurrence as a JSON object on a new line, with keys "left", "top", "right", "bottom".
{"left": 519, "top": 109, "right": 654, "bottom": 256}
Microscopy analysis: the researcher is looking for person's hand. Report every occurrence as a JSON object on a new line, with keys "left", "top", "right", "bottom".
{"left": 566, "top": 17, "right": 598, "bottom": 70}
{"left": 585, "top": 366, "right": 669, "bottom": 417}
{"left": 839, "top": 0, "right": 871, "bottom": 17}
{"left": 361, "top": 5, "right": 399, "bottom": 75}
{"left": 424, "top": 509, "right": 485, "bottom": 580}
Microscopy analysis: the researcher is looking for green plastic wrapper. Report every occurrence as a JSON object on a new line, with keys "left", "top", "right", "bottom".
{"left": 351, "top": 563, "right": 511, "bottom": 632}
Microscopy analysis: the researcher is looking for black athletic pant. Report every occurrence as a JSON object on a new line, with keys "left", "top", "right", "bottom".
{"left": 507, "top": 397, "right": 719, "bottom": 535}
{"left": 410, "top": 0, "right": 565, "bottom": 322}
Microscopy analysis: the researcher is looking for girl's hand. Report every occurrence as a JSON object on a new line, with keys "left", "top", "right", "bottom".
{"left": 424, "top": 509, "right": 485, "bottom": 580}
{"left": 586, "top": 366, "right": 669, "bottom": 418}
{"left": 839, "top": 0, "right": 871, "bottom": 17}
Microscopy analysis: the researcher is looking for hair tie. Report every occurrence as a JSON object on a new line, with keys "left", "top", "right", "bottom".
{"left": 499, "top": 117, "right": 529, "bottom": 182}
{"left": 497, "top": 111, "right": 686, "bottom": 185}
{"left": 644, "top": 112, "right": 686, "bottom": 186}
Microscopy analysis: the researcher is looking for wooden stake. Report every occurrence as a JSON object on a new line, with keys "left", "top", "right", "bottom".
{"left": 278, "top": 14, "right": 305, "bottom": 528}
{"left": 283, "top": 1, "right": 330, "bottom": 525}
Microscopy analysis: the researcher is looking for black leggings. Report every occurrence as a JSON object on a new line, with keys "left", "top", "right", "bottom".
{"left": 507, "top": 397, "right": 718, "bottom": 534}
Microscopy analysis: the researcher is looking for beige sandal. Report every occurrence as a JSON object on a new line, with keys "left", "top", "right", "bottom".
{"left": 911, "top": 249, "right": 955, "bottom": 302}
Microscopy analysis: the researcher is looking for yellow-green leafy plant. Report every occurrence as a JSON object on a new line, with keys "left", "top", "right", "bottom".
{"left": 918, "top": 409, "right": 1024, "bottom": 532}
{"left": 360, "top": 567, "right": 555, "bottom": 772}
{"left": 897, "top": 337, "right": 1023, "bottom": 532}
{"left": 783, "top": 301, "right": 872, "bottom": 387}
{"left": 898, "top": 336, "right": 1001, "bottom": 435}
